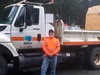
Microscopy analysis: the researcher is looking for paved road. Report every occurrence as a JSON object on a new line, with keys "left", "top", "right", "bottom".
{"left": 8, "top": 65, "right": 100, "bottom": 75}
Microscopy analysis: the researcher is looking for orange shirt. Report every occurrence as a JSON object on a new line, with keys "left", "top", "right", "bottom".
{"left": 42, "top": 37, "right": 60, "bottom": 56}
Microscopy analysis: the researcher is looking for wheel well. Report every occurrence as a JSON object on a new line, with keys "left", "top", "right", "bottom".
{"left": 82, "top": 45, "right": 100, "bottom": 69}
{"left": 0, "top": 44, "right": 14, "bottom": 63}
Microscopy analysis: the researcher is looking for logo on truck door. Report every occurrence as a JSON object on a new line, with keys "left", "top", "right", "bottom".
{"left": 24, "top": 36, "right": 32, "bottom": 44}
{"left": 24, "top": 36, "right": 32, "bottom": 41}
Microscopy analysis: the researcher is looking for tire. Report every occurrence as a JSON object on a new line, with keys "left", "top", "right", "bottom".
{"left": 0, "top": 54, "right": 7, "bottom": 75}
{"left": 89, "top": 47, "right": 100, "bottom": 70}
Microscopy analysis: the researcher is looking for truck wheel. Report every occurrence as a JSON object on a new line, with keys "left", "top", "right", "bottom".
{"left": 0, "top": 54, "right": 7, "bottom": 75}
{"left": 90, "top": 47, "right": 100, "bottom": 70}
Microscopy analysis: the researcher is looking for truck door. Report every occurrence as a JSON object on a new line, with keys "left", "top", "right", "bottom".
{"left": 11, "top": 6, "right": 42, "bottom": 49}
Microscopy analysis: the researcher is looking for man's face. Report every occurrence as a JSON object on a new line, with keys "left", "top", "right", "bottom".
{"left": 49, "top": 32, "right": 54, "bottom": 38}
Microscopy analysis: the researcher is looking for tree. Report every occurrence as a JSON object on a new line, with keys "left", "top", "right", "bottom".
{"left": 44, "top": 0, "right": 85, "bottom": 26}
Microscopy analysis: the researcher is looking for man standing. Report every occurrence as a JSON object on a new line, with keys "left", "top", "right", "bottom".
{"left": 41, "top": 29, "right": 60, "bottom": 75}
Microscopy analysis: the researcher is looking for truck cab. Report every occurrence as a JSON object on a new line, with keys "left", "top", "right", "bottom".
{"left": 0, "top": 1, "right": 54, "bottom": 75}
{"left": 1, "top": 3, "right": 45, "bottom": 49}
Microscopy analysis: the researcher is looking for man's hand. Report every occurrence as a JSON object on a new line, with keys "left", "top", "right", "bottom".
{"left": 49, "top": 53, "right": 54, "bottom": 57}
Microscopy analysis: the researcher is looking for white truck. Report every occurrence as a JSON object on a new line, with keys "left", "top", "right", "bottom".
{"left": 0, "top": 0, "right": 100, "bottom": 75}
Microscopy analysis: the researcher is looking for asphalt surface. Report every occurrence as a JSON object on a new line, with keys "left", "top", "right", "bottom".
{"left": 8, "top": 65, "right": 100, "bottom": 75}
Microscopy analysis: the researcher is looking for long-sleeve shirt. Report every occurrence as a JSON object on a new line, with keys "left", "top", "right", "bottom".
{"left": 42, "top": 37, "right": 60, "bottom": 56}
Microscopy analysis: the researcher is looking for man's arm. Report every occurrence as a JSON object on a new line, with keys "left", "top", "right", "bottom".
{"left": 42, "top": 39, "right": 51, "bottom": 56}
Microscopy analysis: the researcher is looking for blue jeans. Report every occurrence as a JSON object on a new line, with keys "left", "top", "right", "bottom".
{"left": 41, "top": 55, "right": 57, "bottom": 75}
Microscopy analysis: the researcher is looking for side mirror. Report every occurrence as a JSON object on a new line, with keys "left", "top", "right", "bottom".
{"left": 19, "top": 28, "right": 23, "bottom": 32}
{"left": 25, "top": 4, "right": 33, "bottom": 26}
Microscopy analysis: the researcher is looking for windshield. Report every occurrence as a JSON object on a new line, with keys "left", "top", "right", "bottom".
{"left": 0, "top": 6, "right": 19, "bottom": 24}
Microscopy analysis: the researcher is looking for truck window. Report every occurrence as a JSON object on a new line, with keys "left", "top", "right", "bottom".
{"left": 14, "top": 7, "right": 25, "bottom": 27}
{"left": 14, "top": 8, "right": 39, "bottom": 27}
{"left": 31, "top": 8, "right": 39, "bottom": 25}
{"left": 0, "top": 6, "right": 19, "bottom": 24}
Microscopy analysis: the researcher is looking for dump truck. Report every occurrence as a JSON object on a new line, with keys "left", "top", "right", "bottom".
{"left": 0, "top": 0, "right": 100, "bottom": 75}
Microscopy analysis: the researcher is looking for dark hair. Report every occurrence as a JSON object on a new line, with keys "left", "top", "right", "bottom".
{"left": 49, "top": 29, "right": 54, "bottom": 33}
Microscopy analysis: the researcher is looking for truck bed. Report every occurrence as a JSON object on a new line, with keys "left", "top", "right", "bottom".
{"left": 62, "top": 30, "right": 100, "bottom": 46}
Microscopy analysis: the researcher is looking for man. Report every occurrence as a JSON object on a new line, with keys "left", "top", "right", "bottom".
{"left": 41, "top": 29, "right": 60, "bottom": 75}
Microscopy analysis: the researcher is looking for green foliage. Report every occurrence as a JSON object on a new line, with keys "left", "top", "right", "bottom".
{"left": 44, "top": 0, "right": 86, "bottom": 26}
